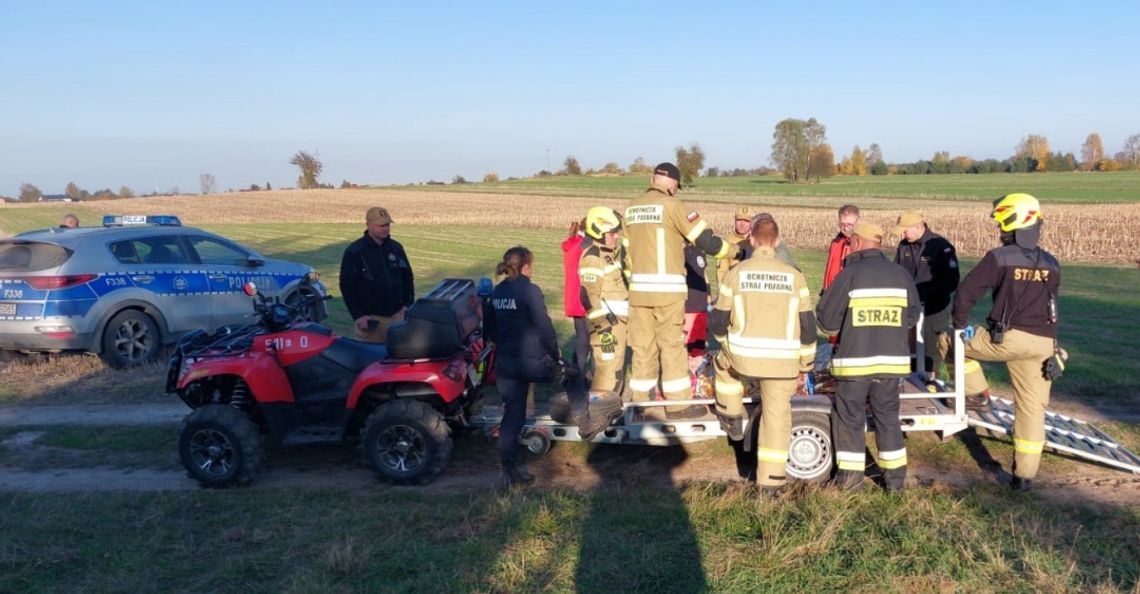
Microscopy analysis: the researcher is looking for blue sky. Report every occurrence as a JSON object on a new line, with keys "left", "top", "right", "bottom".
{"left": 2, "top": 1, "right": 1138, "bottom": 195}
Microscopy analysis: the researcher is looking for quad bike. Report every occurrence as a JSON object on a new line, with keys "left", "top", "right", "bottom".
{"left": 167, "top": 278, "right": 494, "bottom": 487}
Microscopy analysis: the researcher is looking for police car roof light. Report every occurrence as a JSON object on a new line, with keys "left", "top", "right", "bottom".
{"left": 102, "top": 215, "right": 182, "bottom": 227}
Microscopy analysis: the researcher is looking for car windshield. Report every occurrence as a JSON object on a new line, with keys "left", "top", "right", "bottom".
{"left": 0, "top": 241, "right": 72, "bottom": 273}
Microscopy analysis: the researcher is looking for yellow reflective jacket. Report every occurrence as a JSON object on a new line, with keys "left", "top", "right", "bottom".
{"left": 578, "top": 242, "right": 628, "bottom": 331}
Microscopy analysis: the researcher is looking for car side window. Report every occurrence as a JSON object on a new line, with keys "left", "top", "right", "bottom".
{"left": 109, "top": 240, "right": 141, "bottom": 264}
{"left": 134, "top": 236, "right": 193, "bottom": 265}
{"left": 188, "top": 236, "right": 248, "bottom": 266}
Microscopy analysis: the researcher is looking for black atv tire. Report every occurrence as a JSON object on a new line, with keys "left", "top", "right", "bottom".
{"left": 786, "top": 411, "right": 833, "bottom": 483}
{"left": 178, "top": 405, "right": 263, "bottom": 488}
{"left": 362, "top": 399, "right": 452, "bottom": 485}
{"left": 100, "top": 309, "right": 161, "bottom": 369}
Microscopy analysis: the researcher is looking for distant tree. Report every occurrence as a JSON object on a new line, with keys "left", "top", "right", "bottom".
{"left": 1044, "top": 152, "right": 1078, "bottom": 172}
{"left": 482, "top": 172, "right": 499, "bottom": 183}
{"left": 771, "top": 117, "right": 827, "bottom": 183}
{"left": 673, "top": 142, "right": 706, "bottom": 185}
{"left": 452, "top": 175, "right": 468, "bottom": 184}
{"left": 290, "top": 150, "right": 323, "bottom": 189}
{"left": 628, "top": 157, "right": 652, "bottom": 175}
{"left": 266, "top": 181, "right": 272, "bottom": 190}
{"left": 250, "top": 183, "right": 261, "bottom": 191}
{"left": 950, "top": 156, "right": 974, "bottom": 174}
{"left": 118, "top": 186, "right": 135, "bottom": 198}
{"left": 536, "top": 170, "right": 553, "bottom": 177}
{"left": 870, "top": 160, "right": 889, "bottom": 175}
{"left": 601, "top": 162, "right": 623, "bottom": 175}
{"left": 1121, "top": 134, "right": 1140, "bottom": 170}
{"left": 807, "top": 144, "right": 835, "bottom": 181}
{"left": 91, "top": 189, "right": 116, "bottom": 201}
{"left": 1080, "top": 133, "right": 1104, "bottom": 171}
{"left": 866, "top": 143, "right": 883, "bottom": 169}
{"left": 930, "top": 151, "right": 951, "bottom": 174}
{"left": 199, "top": 173, "right": 217, "bottom": 195}
{"left": 849, "top": 145, "right": 867, "bottom": 176}
{"left": 65, "top": 182, "right": 83, "bottom": 200}
{"left": 168, "top": 186, "right": 180, "bottom": 196}
{"left": 1097, "top": 158, "right": 1121, "bottom": 172}
{"left": 19, "top": 183, "right": 42, "bottom": 203}
{"left": 1014, "top": 134, "right": 1050, "bottom": 172}
{"left": 562, "top": 156, "right": 582, "bottom": 176}
{"left": 705, "top": 166, "right": 719, "bottom": 178}
{"left": 340, "top": 180, "right": 352, "bottom": 188}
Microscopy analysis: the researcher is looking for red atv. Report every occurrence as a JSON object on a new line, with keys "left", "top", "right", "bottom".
{"left": 167, "top": 278, "right": 494, "bottom": 487}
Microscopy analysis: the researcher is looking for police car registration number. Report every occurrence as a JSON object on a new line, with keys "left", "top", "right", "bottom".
{"left": 0, "top": 303, "right": 16, "bottom": 315}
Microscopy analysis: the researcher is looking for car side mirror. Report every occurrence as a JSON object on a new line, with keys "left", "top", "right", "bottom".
{"left": 246, "top": 256, "right": 265, "bottom": 267}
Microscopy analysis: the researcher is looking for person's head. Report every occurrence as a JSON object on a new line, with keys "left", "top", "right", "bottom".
{"left": 585, "top": 206, "right": 622, "bottom": 248}
{"left": 60, "top": 214, "right": 79, "bottom": 229}
{"left": 734, "top": 206, "right": 755, "bottom": 236}
{"left": 365, "top": 206, "right": 393, "bottom": 241}
{"left": 892, "top": 211, "right": 926, "bottom": 243}
{"left": 850, "top": 222, "right": 884, "bottom": 252}
{"left": 496, "top": 246, "right": 534, "bottom": 281}
{"left": 837, "top": 204, "right": 860, "bottom": 237}
{"left": 651, "top": 162, "right": 682, "bottom": 195}
{"left": 751, "top": 212, "right": 783, "bottom": 247}
{"left": 749, "top": 217, "right": 779, "bottom": 250}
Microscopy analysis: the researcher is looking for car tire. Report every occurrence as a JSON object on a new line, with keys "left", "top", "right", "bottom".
{"left": 786, "top": 411, "right": 833, "bottom": 483}
{"left": 361, "top": 399, "right": 452, "bottom": 485}
{"left": 99, "top": 309, "right": 161, "bottom": 369}
{"left": 178, "top": 404, "right": 263, "bottom": 488}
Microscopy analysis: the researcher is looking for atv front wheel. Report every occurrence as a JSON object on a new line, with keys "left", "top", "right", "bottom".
{"left": 178, "top": 405, "right": 263, "bottom": 488}
{"left": 362, "top": 400, "right": 452, "bottom": 485}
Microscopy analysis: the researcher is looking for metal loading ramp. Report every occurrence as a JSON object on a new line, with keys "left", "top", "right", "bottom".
{"left": 967, "top": 396, "right": 1140, "bottom": 474}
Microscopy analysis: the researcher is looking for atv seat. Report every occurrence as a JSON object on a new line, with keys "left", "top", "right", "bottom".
{"left": 324, "top": 338, "right": 389, "bottom": 373}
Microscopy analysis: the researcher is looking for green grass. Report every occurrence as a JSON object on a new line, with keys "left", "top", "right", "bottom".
{"left": 0, "top": 425, "right": 177, "bottom": 470}
{"left": 404, "top": 170, "right": 1140, "bottom": 204}
{"left": 0, "top": 485, "right": 1136, "bottom": 592}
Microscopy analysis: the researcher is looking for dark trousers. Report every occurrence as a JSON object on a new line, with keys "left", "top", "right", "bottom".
{"left": 833, "top": 378, "right": 908, "bottom": 489}
{"left": 572, "top": 316, "right": 591, "bottom": 371}
{"left": 497, "top": 376, "right": 530, "bottom": 467}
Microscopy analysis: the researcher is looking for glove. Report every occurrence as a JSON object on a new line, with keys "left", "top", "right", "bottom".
{"left": 599, "top": 329, "right": 616, "bottom": 357}
{"left": 959, "top": 326, "right": 975, "bottom": 341}
{"left": 1043, "top": 347, "right": 1068, "bottom": 381}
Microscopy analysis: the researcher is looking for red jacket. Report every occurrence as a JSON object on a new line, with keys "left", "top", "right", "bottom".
{"left": 561, "top": 234, "right": 587, "bottom": 317}
{"left": 822, "top": 233, "right": 852, "bottom": 292}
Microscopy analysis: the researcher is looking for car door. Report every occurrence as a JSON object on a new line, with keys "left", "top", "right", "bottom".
{"left": 115, "top": 234, "right": 213, "bottom": 333}
{"left": 183, "top": 234, "right": 270, "bottom": 328}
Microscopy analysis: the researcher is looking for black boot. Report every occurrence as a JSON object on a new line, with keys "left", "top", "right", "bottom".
{"left": 1010, "top": 476, "right": 1033, "bottom": 492}
{"left": 500, "top": 464, "right": 535, "bottom": 489}
{"left": 716, "top": 412, "right": 745, "bottom": 441}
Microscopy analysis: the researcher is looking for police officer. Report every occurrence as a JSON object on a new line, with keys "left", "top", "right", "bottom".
{"left": 710, "top": 218, "right": 816, "bottom": 491}
{"left": 624, "top": 162, "right": 732, "bottom": 419}
{"left": 817, "top": 222, "right": 919, "bottom": 491}
{"left": 893, "top": 211, "right": 960, "bottom": 380}
{"left": 943, "top": 193, "right": 1061, "bottom": 492}
{"left": 578, "top": 207, "right": 628, "bottom": 394}
{"left": 339, "top": 206, "right": 414, "bottom": 343}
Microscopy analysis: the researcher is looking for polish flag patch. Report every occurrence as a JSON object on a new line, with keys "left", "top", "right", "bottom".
{"left": 686, "top": 211, "right": 700, "bottom": 222}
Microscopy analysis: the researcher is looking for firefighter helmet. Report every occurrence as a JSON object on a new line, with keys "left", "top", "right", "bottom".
{"left": 585, "top": 207, "right": 622, "bottom": 240}
{"left": 991, "top": 193, "right": 1042, "bottom": 232}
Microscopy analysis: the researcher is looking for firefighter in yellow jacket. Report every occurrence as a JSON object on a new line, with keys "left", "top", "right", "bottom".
{"left": 710, "top": 217, "right": 816, "bottom": 489}
{"left": 578, "top": 207, "right": 628, "bottom": 394}
{"left": 624, "top": 162, "right": 733, "bottom": 419}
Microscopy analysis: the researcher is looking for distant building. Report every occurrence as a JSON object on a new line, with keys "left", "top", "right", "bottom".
{"left": 39, "top": 195, "right": 73, "bottom": 203}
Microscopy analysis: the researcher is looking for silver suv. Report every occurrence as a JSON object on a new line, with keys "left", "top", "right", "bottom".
{"left": 0, "top": 215, "right": 327, "bottom": 368}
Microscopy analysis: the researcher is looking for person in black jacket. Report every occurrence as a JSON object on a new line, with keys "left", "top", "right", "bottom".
{"left": 338, "top": 207, "right": 414, "bottom": 343}
{"left": 893, "top": 211, "right": 960, "bottom": 380}
{"left": 817, "top": 222, "right": 920, "bottom": 491}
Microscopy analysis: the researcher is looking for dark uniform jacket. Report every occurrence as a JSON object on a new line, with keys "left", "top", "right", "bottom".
{"left": 894, "top": 226, "right": 959, "bottom": 315}
{"left": 684, "top": 245, "right": 710, "bottom": 314}
{"left": 817, "top": 249, "right": 920, "bottom": 379}
{"left": 491, "top": 276, "right": 560, "bottom": 380}
{"left": 953, "top": 244, "right": 1060, "bottom": 339}
{"left": 339, "top": 232, "right": 414, "bottom": 319}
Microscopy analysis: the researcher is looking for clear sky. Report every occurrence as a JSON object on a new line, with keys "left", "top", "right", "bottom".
{"left": 2, "top": 0, "right": 1138, "bottom": 195}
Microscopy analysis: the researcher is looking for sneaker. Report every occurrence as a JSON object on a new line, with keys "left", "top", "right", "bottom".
{"left": 1010, "top": 476, "right": 1033, "bottom": 492}
{"left": 716, "top": 412, "right": 745, "bottom": 441}
{"left": 965, "top": 390, "right": 992, "bottom": 413}
{"left": 665, "top": 404, "right": 709, "bottom": 421}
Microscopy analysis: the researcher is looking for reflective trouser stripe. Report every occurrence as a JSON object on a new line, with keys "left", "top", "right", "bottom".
{"left": 661, "top": 376, "right": 690, "bottom": 393}
{"left": 1013, "top": 437, "right": 1044, "bottom": 454}
{"left": 629, "top": 378, "right": 657, "bottom": 391}
{"left": 713, "top": 354, "right": 744, "bottom": 416}
{"left": 757, "top": 448, "right": 788, "bottom": 463}
{"left": 877, "top": 447, "right": 908, "bottom": 469}
{"left": 837, "top": 451, "right": 865, "bottom": 471}
{"left": 832, "top": 364, "right": 911, "bottom": 377}
{"left": 964, "top": 360, "right": 982, "bottom": 374}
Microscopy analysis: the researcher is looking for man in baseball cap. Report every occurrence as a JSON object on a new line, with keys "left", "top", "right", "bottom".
{"left": 892, "top": 210, "right": 960, "bottom": 381}
{"left": 339, "top": 206, "right": 415, "bottom": 342}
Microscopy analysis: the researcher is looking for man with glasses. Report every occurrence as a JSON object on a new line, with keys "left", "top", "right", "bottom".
{"left": 822, "top": 204, "right": 860, "bottom": 293}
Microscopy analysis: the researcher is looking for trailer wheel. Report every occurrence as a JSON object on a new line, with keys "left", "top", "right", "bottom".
{"left": 787, "top": 411, "right": 833, "bottom": 482}
{"left": 521, "top": 430, "right": 551, "bottom": 455}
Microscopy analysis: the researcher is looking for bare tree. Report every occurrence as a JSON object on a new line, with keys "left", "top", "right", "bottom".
{"left": 1080, "top": 133, "right": 1104, "bottom": 171}
{"left": 771, "top": 118, "right": 827, "bottom": 183}
{"left": 290, "top": 150, "right": 324, "bottom": 189}
{"left": 19, "top": 183, "right": 42, "bottom": 203}
{"left": 65, "top": 182, "right": 83, "bottom": 200}
{"left": 199, "top": 173, "right": 218, "bottom": 195}
{"left": 675, "top": 142, "right": 706, "bottom": 185}
{"left": 1121, "top": 133, "right": 1140, "bottom": 170}
{"left": 118, "top": 186, "right": 135, "bottom": 198}
{"left": 866, "top": 143, "right": 883, "bottom": 168}
{"left": 562, "top": 156, "right": 582, "bottom": 175}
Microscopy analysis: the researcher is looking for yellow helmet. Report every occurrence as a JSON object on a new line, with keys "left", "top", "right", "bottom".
{"left": 991, "top": 193, "right": 1042, "bottom": 232}
{"left": 585, "top": 206, "right": 622, "bottom": 240}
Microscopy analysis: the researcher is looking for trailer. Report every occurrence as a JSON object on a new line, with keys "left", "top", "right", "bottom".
{"left": 474, "top": 331, "right": 1140, "bottom": 479}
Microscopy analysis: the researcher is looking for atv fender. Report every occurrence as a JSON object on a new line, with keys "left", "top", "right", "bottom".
{"left": 346, "top": 358, "right": 466, "bottom": 409}
{"left": 178, "top": 352, "right": 295, "bottom": 403}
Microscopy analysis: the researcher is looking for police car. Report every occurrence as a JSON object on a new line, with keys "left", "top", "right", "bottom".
{"left": 0, "top": 215, "right": 327, "bottom": 368}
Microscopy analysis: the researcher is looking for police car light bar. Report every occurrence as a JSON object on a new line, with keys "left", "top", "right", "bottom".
{"left": 103, "top": 215, "right": 182, "bottom": 227}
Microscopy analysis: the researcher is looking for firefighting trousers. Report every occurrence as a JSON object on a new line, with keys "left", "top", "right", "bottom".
{"left": 589, "top": 318, "right": 628, "bottom": 394}
{"left": 833, "top": 378, "right": 907, "bottom": 489}
{"left": 628, "top": 300, "right": 691, "bottom": 411}
{"left": 940, "top": 328, "right": 1054, "bottom": 479}
{"left": 714, "top": 354, "right": 795, "bottom": 487}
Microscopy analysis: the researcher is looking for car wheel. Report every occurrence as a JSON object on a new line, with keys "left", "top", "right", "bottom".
{"left": 99, "top": 309, "right": 160, "bottom": 369}
{"left": 361, "top": 399, "right": 452, "bottom": 485}
{"left": 178, "top": 405, "right": 263, "bottom": 488}
{"left": 787, "top": 411, "right": 833, "bottom": 483}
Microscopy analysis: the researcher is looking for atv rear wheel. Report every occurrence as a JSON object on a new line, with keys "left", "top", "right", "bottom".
{"left": 786, "top": 411, "right": 833, "bottom": 483}
{"left": 362, "top": 399, "right": 452, "bottom": 485}
{"left": 178, "top": 405, "right": 263, "bottom": 488}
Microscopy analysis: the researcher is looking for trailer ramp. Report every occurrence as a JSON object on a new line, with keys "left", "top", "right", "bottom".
{"left": 968, "top": 396, "right": 1140, "bottom": 474}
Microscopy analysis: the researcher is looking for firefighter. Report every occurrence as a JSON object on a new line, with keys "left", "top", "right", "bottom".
{"left": 822, "top": 204, "right": 860, "bottom": 292}
{"left": 710, "top": 217, "right": 816, "bottom": 491}
{"left": 578, "top": 207, "right": 628, "bottom": 394}
{"left": 817, "top": 222, "right": 919, "bottom": 491}
{"left": 713, "top": 208, "right": 800, "bottom": 294}
{"left": 942, "top": 193, "right": 1061, "bottom": 492}
{"left": 623, "top": 162, "right": 733, "bottom": 419}
{"left": 892, "top": 210, "right": 960, "bottom": 380}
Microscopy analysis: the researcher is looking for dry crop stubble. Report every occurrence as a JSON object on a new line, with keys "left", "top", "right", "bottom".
{"left": 4, "top": 188, "right": 1134, "bottom": 262}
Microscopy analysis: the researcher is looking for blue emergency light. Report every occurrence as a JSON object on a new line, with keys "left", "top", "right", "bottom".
{"left": 103, "top": 215, "right": 182, "bottom": 227}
